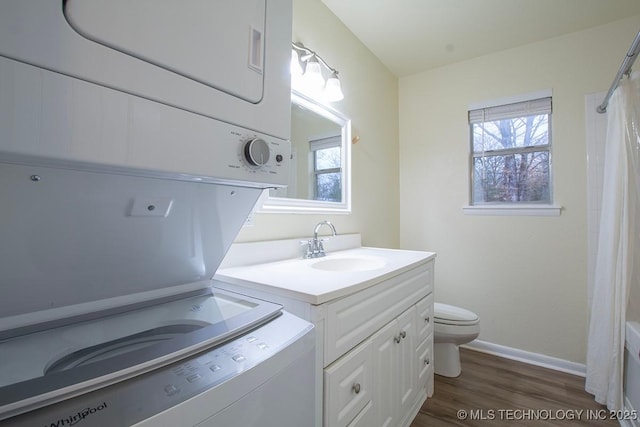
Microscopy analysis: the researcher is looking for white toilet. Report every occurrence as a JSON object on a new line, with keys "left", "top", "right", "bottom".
{"left": 433, "top": 303, "right": 480, "bottom": 377}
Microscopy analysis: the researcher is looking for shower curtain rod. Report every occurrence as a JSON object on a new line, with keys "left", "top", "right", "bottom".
{"left": 597, "top": 29, "right": 640, "bottom": 113}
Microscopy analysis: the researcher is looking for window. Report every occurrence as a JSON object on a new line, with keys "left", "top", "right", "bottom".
{"left": 469, "top": 96, "right": 552, "bottom": 205}
{"left": 310, "top": 136, "right": 342, "bottom": 202}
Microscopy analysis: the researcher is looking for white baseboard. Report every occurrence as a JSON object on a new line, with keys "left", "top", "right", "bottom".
{"left": 462, "top": 339, "right": 586, "bottom": 377}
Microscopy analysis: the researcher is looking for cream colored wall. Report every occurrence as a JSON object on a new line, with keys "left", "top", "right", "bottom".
{"left": 399, "top": 15, "right": 640, "bottom": 364}
{"left": 235, "top": 0, "right": 400, "bottom": 248}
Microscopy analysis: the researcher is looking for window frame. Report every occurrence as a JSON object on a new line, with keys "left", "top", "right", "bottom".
{"left": 464, "top": 90, "right": 562, "bottom": 216}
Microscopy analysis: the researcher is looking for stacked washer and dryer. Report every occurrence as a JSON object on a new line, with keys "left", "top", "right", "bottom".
{"left": 0, "top": 2, "right": 315, "bottom": 426}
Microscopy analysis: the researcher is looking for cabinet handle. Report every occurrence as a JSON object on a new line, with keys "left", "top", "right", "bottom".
{"left": 425, "top": 316, "right": 430, "bottom": 324}
{"left": 424, "top": 357, "right": 430, "bottom": 366}
{"left": 352, "top": 383, "right": 361, "bottom": 394}
{"left": 395, "top": 331, "right": 407, "bottom": 343}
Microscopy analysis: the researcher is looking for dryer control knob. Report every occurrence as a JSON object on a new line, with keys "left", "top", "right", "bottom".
{"left": 244, "top": 138, "right": 270, "bottom": 166}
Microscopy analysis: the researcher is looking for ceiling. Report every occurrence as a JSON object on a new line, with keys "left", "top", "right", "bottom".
{"left": 320, "top": 0, "right": 640, "bottom": 77}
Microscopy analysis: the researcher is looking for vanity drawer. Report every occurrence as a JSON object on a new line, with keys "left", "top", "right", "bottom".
{"left": 417, "top": 335, "right": 433, "bottom": 395}
{"left": 416, "top": 293, "right": 434, "bottom": 343}
{"left": 324, "top": 339, "right": 373, "bottom": 427}
{"left": 324, "top": 261, "right": 433, "bottom": 366}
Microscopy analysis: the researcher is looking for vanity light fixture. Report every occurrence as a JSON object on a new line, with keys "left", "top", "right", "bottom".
{"left": 291, "top": 42, "right": 344, "bottom": 102}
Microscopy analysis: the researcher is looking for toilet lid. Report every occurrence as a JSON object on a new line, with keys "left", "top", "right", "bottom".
{"left": 434, "top": 303, "right": 479, "bottom": 325}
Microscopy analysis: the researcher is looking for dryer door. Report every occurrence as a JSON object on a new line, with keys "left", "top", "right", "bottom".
{"left": 65, "top": 0, "right": 266, "bottom": 103}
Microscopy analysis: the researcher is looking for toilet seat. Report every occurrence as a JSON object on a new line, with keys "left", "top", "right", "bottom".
{"left": 434, "top": 303, "right": 479, "bottom": 326}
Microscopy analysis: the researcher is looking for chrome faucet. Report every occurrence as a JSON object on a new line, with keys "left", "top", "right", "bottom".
{"left": 302, "top": 221, "right": 337, "bottom": 258}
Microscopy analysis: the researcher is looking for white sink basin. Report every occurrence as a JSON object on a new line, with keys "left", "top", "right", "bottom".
{"left": 311, "top": 256, "right": 387, "bottom": 272}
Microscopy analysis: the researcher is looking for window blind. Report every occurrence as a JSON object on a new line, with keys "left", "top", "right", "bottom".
{"left": 309, "top": 135, "right": 341, "bottom": 151}
{"left": 468, "top": 97, "right": 552, "bottom": 124}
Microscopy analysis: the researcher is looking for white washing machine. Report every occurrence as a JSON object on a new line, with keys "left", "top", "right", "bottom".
{"left": 0, "top": 163, "right": 315, "bottom": 427}
{"left": 0, "top": 1, "right": 314, "bottom": 425}
{"left": 0, "top": 287, "right": 315, "bottom": 427}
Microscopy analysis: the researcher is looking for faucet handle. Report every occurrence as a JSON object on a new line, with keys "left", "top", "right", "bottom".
{"left": 300, "top": 239, "right": 314, "bottom": 258}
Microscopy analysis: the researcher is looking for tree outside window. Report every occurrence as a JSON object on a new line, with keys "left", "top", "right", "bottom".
{"left": 310, "top": 136, "right": 342, "bottom": 202}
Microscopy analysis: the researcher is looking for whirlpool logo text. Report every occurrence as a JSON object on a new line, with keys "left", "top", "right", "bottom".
{"left": 44, "top": 402, "right": 108, "bottom": 427}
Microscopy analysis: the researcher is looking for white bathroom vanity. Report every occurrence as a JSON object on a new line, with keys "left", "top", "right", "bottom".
{"left": 215, "top": 234, "right": 435, "bottom": 427}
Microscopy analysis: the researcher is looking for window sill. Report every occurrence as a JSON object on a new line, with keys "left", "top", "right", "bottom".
{"left": 260, "top": 195, "right": 351, "bottom": 214}
{"left": 462, "top": 204, "right": 562, "bottom": 216}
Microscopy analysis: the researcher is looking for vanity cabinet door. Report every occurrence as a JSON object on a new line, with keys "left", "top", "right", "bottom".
{"left": 371, "top": 306, "right": 417, "bottom": 427}
{"left": 372, "top": 320, "right": 397, "bottom": 427}
{"left": 397, "top": 306, "right": 418, "bottom": 420}
{"left": 324, "top": 339, "right": 373, "bottom": 427}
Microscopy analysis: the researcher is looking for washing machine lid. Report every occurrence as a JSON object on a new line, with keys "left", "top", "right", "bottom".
{"left": 0, "top": 287, "right": 283, "bottom": 421}
{"left": 434, "top": 303, "right": 479, "bottom": 325}
{"left": 0, "top": 162, "right": 262, "bottom": 326}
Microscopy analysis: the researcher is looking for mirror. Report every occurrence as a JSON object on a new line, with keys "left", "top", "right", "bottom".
{"left": 262, "top": 91, "right": 351, "bottom": 213}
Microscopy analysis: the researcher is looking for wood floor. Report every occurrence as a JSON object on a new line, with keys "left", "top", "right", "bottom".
{"left": 411, "top": 348, "right": 617, "bottom": 426}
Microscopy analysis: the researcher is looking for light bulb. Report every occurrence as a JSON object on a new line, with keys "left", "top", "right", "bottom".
{"left": 302, "top": 57, "right": 325, "bottom": 88}
{"left": 324, "top": 72, "right": 344, "bottom": 102}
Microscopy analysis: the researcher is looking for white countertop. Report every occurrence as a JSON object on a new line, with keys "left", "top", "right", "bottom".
{"left": 215, "top": 246, "right": 435, "bottom": 305}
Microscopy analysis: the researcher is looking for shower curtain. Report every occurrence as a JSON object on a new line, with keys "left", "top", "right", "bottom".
{"left": 586, "top": 72, "right": 640, "bottom": 410}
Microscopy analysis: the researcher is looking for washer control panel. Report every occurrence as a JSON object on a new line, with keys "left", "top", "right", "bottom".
{"left": 222, "top": 127, "right": 289, "bottom": 187}
{"left": 163, "top": 331, "right": 272, "bottom": 399}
